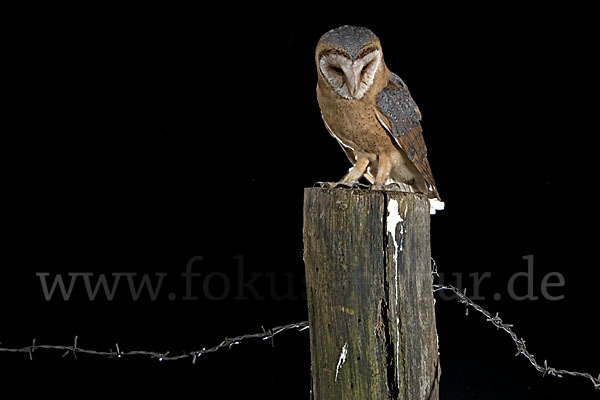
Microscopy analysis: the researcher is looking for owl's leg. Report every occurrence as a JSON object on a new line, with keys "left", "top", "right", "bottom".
{"left": 339, "top": 158, "right": 370, "bottom": 185}
{"left": 373, "top": 154, "right": 392, "bottom": 190}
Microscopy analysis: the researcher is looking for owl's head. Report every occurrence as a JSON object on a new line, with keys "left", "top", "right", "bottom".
{"left": 316, "top": 25, "right": 384, "bottom": 100}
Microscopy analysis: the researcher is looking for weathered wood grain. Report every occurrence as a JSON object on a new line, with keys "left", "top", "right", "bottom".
{"left": 303, "top": 187, "right": 439, "bottom": 400}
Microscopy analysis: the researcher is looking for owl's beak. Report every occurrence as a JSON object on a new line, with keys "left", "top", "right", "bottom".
{"left": 345, "top": 66, "right": 363, "bottom": 98}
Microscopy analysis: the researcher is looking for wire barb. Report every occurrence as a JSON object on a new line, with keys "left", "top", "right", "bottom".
{"left": 433, "top": 281, "right": 599, "bottom": 391}
{"left": 28, "top": 338, "right": 36, "bottom": 361}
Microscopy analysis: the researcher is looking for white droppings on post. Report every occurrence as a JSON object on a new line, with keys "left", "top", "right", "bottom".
{"left": 387, "top": 199, "right": 407, "bottom": 386}
{"left": 335, "top": 342, "right": 348, "bottom": 382}
{"left": 386, "top": 199, "right": 403, "bottom": 255}
{"left": 429, "top": 198, "right": 445, "bottom": 215}
{"left": 386, "top": 199, "right": 402, "bottom": 339}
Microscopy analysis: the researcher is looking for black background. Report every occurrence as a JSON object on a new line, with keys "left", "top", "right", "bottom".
{"left": 2, "top": 5, "right": 599, "bottom": 399}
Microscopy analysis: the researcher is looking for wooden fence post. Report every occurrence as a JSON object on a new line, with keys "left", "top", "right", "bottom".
{"left": 303, "top": 187, "right": 440, "bottom": 399}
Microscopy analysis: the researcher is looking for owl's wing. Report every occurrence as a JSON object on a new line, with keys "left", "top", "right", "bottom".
{"left": 374, "top": 72, "right": 439, "bottom": 199}
{"left": 321, "top": 113, "right": 375, "bottom": 183}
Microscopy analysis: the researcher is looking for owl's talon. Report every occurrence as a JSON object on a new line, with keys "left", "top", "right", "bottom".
{"left": 371, "top": 182, "right": 406, "bottom": 191}
{"left": 337, "top": 181, "right": 357, "bottom": 188}
{"left": 315, "top": 181, "right": 337, "bottom": 188}
{"left": 314, "top": 181, "right": 370, "bottom": 189}
{"left": 339, "top": 181, "right": 371, "bottom": 189}
{"left": 384, "top": 183, "right": 402, "bottom": 191}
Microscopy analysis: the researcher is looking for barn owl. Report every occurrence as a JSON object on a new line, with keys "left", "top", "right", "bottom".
{"left": 316, "top": 25, "right": 444, "bottom": 213}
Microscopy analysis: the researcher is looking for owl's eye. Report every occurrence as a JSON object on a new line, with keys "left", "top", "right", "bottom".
{"left": 330, "top": 65, "right": 343, "bottom": 74}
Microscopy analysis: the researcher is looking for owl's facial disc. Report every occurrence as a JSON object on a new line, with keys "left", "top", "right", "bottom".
{"left": 319, "top": 50, "right": 381, "bottom": 99}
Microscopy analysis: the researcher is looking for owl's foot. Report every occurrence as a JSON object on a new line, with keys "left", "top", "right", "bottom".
{"left": 314, "top": 181, "right": 369, "bottom": 189}
{"left": 371, "top": 183, "right": 404, "bottom": 191}
{"left": 315, "top": 181, "right": 345, "bottom": 189}
{"left": 383, "top": 183, "right": 403, "bottom": 191}
{"left": 314, "top": 181, "right": 335, "bottom": 188}
{"left": 337, "top": 181, "right": 369, "bottom": 189}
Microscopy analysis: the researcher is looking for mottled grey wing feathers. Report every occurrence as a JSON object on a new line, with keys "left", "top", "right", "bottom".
{"left": 376, "top": 72, "right": 439, "bottom": 198}
{"left": 376, "top": 72, "right": 421, "bottom": 139}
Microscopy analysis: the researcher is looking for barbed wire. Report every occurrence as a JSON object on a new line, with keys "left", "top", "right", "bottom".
{"left": 431, "top": 262, "right": 599, "bottom": 391}
{"left": 0, "top": 321, "right": 309, "bottom": 363}
{"left": 0, "top": 274, "right": 597, "bottom": 392}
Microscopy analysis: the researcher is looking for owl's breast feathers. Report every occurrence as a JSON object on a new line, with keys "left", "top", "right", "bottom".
{"left": 317, "top": 80, "right": 393, "bottom": 156}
